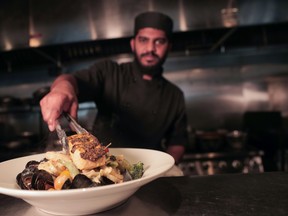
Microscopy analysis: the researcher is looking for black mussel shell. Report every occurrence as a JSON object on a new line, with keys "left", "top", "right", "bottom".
{"left": 100, "top": 176, "right": 114, "bottom": 185}
{"left": 25, "top": 160, "right": 40, "bottom": 169}
{"left": 16, "top": 166, "right": 37, "bottom": 190}
{"left": 16, "top": 173, "right": 22, "bottom": 187}
{"left": 71, "top": 174, "right": 94, "bottom": 189}
{"left": 62, "top": 179, "right": 72, "bottom": 189}
{"left": 31, "top": 170, "right": 54, "bottom": 190}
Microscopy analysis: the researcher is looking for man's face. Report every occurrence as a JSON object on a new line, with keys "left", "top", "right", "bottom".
{"left": 130, "top": 27, "right": 171, "bottom": 69}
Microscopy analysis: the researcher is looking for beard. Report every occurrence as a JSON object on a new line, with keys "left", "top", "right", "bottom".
{"left": 133, "top": 51, "right": 168, "bottom": 77}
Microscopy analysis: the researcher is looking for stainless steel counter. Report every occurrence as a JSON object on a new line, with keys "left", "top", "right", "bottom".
{"left": 1, "top": 172, "right": 288, "bottom": 216}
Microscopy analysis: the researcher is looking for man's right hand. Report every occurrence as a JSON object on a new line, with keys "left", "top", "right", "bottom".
{"left": 40, "top": 74, "right": 79, "bottom": 131}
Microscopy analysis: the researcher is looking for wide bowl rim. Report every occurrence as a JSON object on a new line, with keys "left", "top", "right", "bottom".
{"left": 0, "top": 148, "right": 174, "bottom": 199}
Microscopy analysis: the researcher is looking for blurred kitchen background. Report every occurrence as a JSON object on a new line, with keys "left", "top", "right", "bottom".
{"left": 1, "top": 0, "right": 288, "bottom": 176}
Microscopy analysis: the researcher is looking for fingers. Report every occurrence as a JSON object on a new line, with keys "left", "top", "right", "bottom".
{"left": 40, "top": 93, "right": 64, "bottom": 131}
{"left": 47, "top": 109, "right": 62, "bottom": 131}
{"left": 40, "top": 91, "right": 78, "bottom": 132}
{"left": 40, "top": 101, "right": 62, "bottom": 131}
{"left": 69, "top": 101, "right": 79, "bottom": 119}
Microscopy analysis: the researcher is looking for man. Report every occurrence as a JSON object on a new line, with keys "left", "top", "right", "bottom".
{"left": 40, "top": 11, "right": 188, "bottom": 164}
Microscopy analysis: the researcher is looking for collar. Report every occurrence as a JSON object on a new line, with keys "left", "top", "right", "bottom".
{"left": 132, "top": 60, "right": 163, "bottom": 78}
{"left": 131, "top": 61, "right": 164, "bottom": 88}
{"left": 142, "top": 74, "right": 153, "bottom": 80}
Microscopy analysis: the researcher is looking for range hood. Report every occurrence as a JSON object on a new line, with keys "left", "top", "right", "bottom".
{"left": 1, "top": 0, "right": 288, "bottom": 72}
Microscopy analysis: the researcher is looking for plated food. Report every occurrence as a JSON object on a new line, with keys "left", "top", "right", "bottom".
{"left": 16, "top": 133, "right": 144, "bottom": 191}
{"left": 0, "top": 148, "right": 174, "bottom": 215}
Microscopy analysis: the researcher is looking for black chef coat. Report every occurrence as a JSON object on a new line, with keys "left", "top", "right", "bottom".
{"left": 73, "top": 60, "right": 188, "bottom": 151}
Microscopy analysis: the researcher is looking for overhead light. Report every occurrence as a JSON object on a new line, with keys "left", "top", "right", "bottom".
{"left": 221, "top": 7, "right": 239, "bottom": 28}
{"left": 221, "top": 0, "right": 239, "bottom": 27}
{"left": 29, "top": 33, "right": 42, "bottom": 47}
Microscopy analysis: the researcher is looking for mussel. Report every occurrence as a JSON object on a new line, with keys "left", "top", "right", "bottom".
{"left": 16, "top": 167, "right": 35, "bottom": 190}
{"left": 61, "top": 179, "right": 72, "bottom": 189}
{"left": 16, "top": 160, "right": 122, "bottom": 190}
{"left": 31, "top": 170, "right": 54, "bottom": 190}
{"left": 16, "top": 160, "right": 54, "bottom": 190}
{"left": 16, "top": 160, "right": 40, "bottom": 189}
{"left": 25, "top": 160, "right": 40, "bottom": 169}
{"left": 100, "top": 176, "right": 115, "bottom": 185}
{"left": 70, "top": 174, "right": 95, "bottom": 189}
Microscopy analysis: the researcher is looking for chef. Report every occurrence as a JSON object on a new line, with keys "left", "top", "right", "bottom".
{"left": 40, "top": 11, "right": 188, "bottom": 164}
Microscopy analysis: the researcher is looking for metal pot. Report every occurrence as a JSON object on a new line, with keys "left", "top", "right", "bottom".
{"left": 0, "top": 96, "right": 22, "bottom": 107}
{"left": 226, "top": 130, "right": 247, "bottom": 150}
{"left": 195, "top": 130, "right": 227, "bottom": 152}
{"left": 0, "top": 96, "right": 32, "bottom": 110}
{"left": 0, "top": 131, "right": 39, "bottom": 151}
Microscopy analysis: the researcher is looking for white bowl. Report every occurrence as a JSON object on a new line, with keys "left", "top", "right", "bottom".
{"left": 0, "top": 148, "right": 174, "bottom": 215}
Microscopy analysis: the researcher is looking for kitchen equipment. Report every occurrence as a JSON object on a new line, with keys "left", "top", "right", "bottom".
{"left": 195, "top": 130, "right": 227, "bottom": 152}
{"left": 179, "top": 150, "right": 264, "bottom": 176}
{"left": 0, "top": 131, "right": 39, "bottom": 151}
{"left": 243, "top": 111, "right": 283, "bottom": 171}
{"left": 0, "top": 96, "right": 31, "bottom": 112}
{"left": 0, "top": 96, "right": 22, "bottom": 107}
{"left": 226, "top": 130, "right": 246, "bottom": 150}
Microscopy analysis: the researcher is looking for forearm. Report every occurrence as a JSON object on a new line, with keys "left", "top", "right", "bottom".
{"left": 40, "top": 74, "right": 79, "bottom": 131}
{"left": 166, "top": 145, "right": 185, "bottom": 164}
{"left": 51, "top": 74, "right": 78, "bottom": 96}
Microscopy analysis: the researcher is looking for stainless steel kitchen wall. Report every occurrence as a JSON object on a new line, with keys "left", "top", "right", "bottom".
{"left": 1, "top": 0, "right": 288, "bottom": 51}
{"left": 1, "top": 51, "right": 288, "bottom": 131}
{"left": 0, "top": 0, "right": 288, "bottom": 145}
{"left": 164, "top": 59, "right": 288, "bottom": 131}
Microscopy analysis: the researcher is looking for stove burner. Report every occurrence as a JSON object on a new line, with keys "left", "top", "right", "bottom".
{"left": 178, "top": 151, "right": 264, "bottom": 176}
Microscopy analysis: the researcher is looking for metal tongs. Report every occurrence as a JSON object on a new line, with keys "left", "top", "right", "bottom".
{"left": 55, "top": 112, "right": 89, "bottom": 153}
{"left": 63, "top": 112, "right": 89, "bottom": 134}
{"left": 55, "top": 120, "right": 68, "bottom": 153}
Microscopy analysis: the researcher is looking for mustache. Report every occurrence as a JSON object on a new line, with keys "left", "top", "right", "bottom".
{"left": 140, "top": 51, "right": 159, "bottom": 59}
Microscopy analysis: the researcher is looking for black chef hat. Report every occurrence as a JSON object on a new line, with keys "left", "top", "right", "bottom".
{"left": 134, "top": 11, "right": 173, "bottom": 39}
